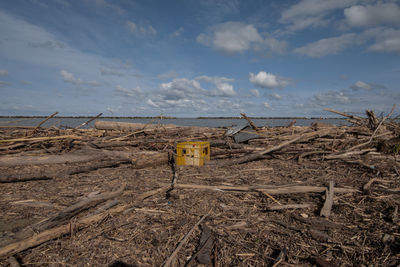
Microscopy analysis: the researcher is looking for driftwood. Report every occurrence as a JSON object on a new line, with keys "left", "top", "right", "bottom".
{"left": 163, "top": 210, "right": 211, "bottom": 267}
{"left": 170, "top": 183, "right": 358, "bottom": 195}
{"left": 0, "top": 186, "right": 167, "bottom": 257}
{"left": 11, "top": 185, "right": 125, "bottom": 242}
{"left": 267, "top": 203, "right": 314, "bottom": 211}
{"left": 320, "top": 181, "right": 334, "bottom": 218}
{"left": 0, "top": 150, "right": 168, "bottom": 168}
{"left": 75, "top": 113, "right": 102, "bottom": 129}
{"left": 0, "top": 135, "right": 81, "bottom": 144}
{"left": 95, "top": 121, "right": 178, "bottom": 131}
{"left": 32, "top": 112, "right": 59, "bottom": 132}
{"left": 0, "top": 204, "right": 128, "bottom": 257}
{"left": 218, "top": 128, "right": 333, "bottom": 166}
{"left": 240, "top": 113, "right": 260, "bottom": 131}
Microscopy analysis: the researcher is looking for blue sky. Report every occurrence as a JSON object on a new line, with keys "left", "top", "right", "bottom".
{"left": 0, "top": 0, "right": 399, "bottom": 117}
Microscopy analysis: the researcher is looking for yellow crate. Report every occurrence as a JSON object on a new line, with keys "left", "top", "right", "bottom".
{"left": 176, "top": 141, "right": 210, "bottom": 166}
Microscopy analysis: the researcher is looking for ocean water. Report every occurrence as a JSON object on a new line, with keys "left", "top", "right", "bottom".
{"left": 0, "top": 117, "right": 349, "bottom": 129}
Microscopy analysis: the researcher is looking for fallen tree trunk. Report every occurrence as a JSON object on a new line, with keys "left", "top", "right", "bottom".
{"left": 0, "top": 149, "right": 168, "bottom": 167}
{"left": 95, "top": 121, "right": 178, "bottom": 131}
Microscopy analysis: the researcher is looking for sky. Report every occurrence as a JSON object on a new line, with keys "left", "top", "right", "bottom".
{"left": 0, "top": 0, "right": 399, "bottom": 117}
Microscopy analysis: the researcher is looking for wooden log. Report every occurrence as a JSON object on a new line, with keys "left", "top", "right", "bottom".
{"left": 240, "top": 113, "right": 260, "bottom": 131}
{"left": 75, "top": 113, "right": 102, "bottom": 129}
{"left": 163, "top": 210, "right": 211, "bottom": 267}
{"left": 33, "top": 112, "right": 58, "bottom": 131}
{"left": 0, "top": 135, "right": 81, "bottom": 144}
{"left": 12, "top": 185, "right": 125, "bottom": 241}
{"left": 0, "top": 149, "right": 168, "bottom": 167}
{"left": 170, "top": 183, "right": 358, "bottom": 194}
{"left": 95, "top": 121, "right": 178, "bottom": 131}
{"left": 320, "top": 181, "right": 334, "bottom": 218}
{"left": 218, "top": 128, "right": 333, "bottom": 166}
{"left": 0, "top": 204, "right": 128, "bottom": 257}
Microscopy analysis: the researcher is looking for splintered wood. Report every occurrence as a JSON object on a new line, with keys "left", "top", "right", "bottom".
{"left": 0, "top": 109, "right": 400, "bottom": 266}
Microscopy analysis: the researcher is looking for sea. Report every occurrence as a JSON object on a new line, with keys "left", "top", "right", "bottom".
{"left": 0, "top": 117, "right": 350, "bottom": 129}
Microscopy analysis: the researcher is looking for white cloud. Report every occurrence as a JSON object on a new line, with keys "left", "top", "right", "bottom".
{"left": 249, "top": 71, "right": 292, "bottom": 89}
{"left": 114, "top": 85, "right": 142, "bottom": 97}
{"left": 351, "top": 80, "right": 384, "bottom": 90}
{"left": 263, "top": 102, "right": 272, "bottom": 109}
{"left": 170, "top": 27, "right": 184, "bottom": 37}
{"left": 280, "top": 0, "right": 358, "bottom": 31}
{"left": 197, "top": 22, "right": 286, "bottom": 54}
{"left": 344, "top": 2, "right": 400, "bottom": 28}
{"left": 0, "top": 69, "right": 8, "bottom": 76}
{"left": 126, "top": 20, "right": 156, "bottom": 35}
{"left": 196, "top": 75, "right": 236, "bottom": 97}
{"left": 60, "top": 70, "right": 100, "bottom": 86}
{"left": 249, "top": 89, "right": 260, "bottom": 97}
{"left": 311, "top": 90, "right": 352, "bottom": 106}
{"left": 270, "top": 93, "right": 282, "bottom": 100}
{"left": 126, "top": 21, "right": 137, "bottom": 33}
{"left": 0, "top": 81, "right": 8, "bottom": 87}
{"left": 367, "top": 27, "right": 400, "bottom": 53}
{"left": 294, "top": 33, "right": 363, "bottom": 57}
{"left": 140, "top": 25, "right": 157, "bottom": 35}
{"left": 160, "top": 78, "right": 204, "bottom": 100}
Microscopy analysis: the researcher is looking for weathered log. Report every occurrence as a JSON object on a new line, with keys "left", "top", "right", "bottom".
{"left": 12, "top": 185, "right": 125, "bottom": 242}
{"left": 240, "top": 113, "right": 260, "bottom": 131}
{"left": 95, "top": 121, "right": 178, "bottom": 131}
{"left": 320, "top": 181, "right": 334, "bottom": 218}
{"left": 218, "top": 128, "right": 333, "bottom": 166}
{"left": 170, "top": 183, "right": 358, "bottom": 194}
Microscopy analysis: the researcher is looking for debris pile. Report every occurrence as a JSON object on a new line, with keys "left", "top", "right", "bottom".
{"left": 0, "top": 108, "right": 399, "bottom": 266}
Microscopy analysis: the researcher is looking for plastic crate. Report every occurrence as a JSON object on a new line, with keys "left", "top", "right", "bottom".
{"left": 176, "top": 141, "right": 210, "bottom": 166}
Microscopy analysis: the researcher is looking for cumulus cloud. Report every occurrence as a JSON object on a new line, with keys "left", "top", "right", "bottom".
{"left": 344, "top": 2, "right": 400, "bottom": 28}
{"left": 367, "top": 27, "right": 400, "bottom": 53}
{"left": 311, "top": 90, "right": 352, "bottom": 106}
{"left": 60, "top": 70, "right": 100, "bottom": 86}
{"left": 270, "top": 93, "right": 282, "bottom": 100}
{"left": 280, "top": 0, "right": 358, "bottom": 31}
{"left": 197, "top": 22, "right": 286, "bottom": 54}
{"left": 126, "top": 21, "right": 156, "bottom": 35}
{"left": 249, "top": 71, "right": 292, "bottom": 89}
{"left": 350, "top": 81, "right": 384, "bottom": 90}
{"left": 114, "top": 85, "right": 142, "bottom": 97}
{"left": 0, "top": 69, "right": 8, "bottom": 76}
{"left": 249, "top": 89, "right": 260, "bottom": 97}
{"left": 294, "top": 33, "right": 364, "bottom": 57}
{"left": 196, "top": 75, "right": 236, "bottom": 97}
{"left": 159, "top": 78, "right": 204, "bottom": 101}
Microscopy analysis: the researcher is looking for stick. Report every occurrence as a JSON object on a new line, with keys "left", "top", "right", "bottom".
{"left": 74, "top": 113, "right": 102, "bottom": 129}
{"left": 0, "top": 135, "right": 81, "bottom": 144}
{"left": 267, "top": 203, "right": 314, "bottom": 211}
{"left": 240, "top": 113, "right": 260, "bottom": 131}
{"left": 33, "top": 112, "right": 58, "bottom": 131}
{"left": 163, "top": 210, "right": 211, "bottom": 267}
{"left": 324, "top": 108, "right": 364, "bottom": 121}
{"left": 8, "top": 256, "right": 21, "bottom": 267}
{"left": 320, "top": 181, "right": 334, "bottom": 218}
